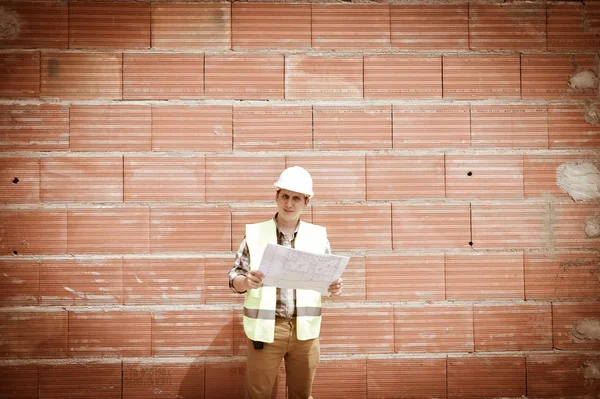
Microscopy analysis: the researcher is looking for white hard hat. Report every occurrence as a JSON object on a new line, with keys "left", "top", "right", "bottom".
{"left": 274, "top": 166, "right": 314, "bottom": 198}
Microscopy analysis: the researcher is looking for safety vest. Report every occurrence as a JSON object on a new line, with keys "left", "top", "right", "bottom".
{"left": 243, "top": 219, "right": 327, "bottom": 343}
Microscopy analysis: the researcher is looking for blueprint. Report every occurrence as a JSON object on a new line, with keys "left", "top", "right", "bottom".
{"left": 258, "top": 243, "right": 349, "bottom": 296}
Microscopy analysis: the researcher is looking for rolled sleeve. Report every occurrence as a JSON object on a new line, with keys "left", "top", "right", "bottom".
{"left": 229, "top": 236, "right": 251, "bottom": 294}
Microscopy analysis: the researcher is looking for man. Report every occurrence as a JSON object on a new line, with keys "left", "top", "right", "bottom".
{"left": 229, "top": 165, "right": 343, "bottom": 399}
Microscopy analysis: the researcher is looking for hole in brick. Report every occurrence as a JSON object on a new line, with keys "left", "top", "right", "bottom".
{"left": 12, "top": 250, "right": 18, "bottom": 255}
{"left": 467, "top": 172, "right": 472, "bottom": 176}
{"left": 12, "top": 177, "right": 19, "bottom": 184}
{"left": 468, "top": 242, "right": 473, "bottom": 246}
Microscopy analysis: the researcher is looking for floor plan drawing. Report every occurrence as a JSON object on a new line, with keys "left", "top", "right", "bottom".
{"left": 258, "top": 244, "right": 349, "bottom": 295}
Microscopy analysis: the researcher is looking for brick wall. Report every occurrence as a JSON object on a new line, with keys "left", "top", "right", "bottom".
{"left": 1, "top": 1, "right": 599, "bottom": 398}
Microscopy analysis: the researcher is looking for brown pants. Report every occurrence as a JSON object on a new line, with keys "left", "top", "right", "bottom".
{"left": 245, "top": 318, "right": 320, "bottom": 399}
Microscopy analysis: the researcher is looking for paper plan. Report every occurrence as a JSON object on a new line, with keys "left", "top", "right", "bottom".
{"left": 258, "top": 243, "right": 349, "bottom": 296}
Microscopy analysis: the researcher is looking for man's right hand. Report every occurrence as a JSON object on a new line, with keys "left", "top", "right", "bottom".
{"left": 243, "top": 270, "right": 265, "bottom": 291}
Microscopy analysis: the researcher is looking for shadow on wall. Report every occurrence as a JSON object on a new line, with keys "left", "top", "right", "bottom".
{"left": 175, "top": 318, "right": 285, "bottom": 398}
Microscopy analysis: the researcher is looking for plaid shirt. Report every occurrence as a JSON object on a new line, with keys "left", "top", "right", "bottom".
{"left": 229, "top": 215, "right": 331, "bottom": 319}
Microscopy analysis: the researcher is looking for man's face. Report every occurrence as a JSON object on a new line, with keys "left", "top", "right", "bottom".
{"left": 275, "top": 189, "right": 309, "bottom": 223}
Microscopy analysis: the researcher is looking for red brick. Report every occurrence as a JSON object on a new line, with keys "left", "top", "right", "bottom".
{"left": 525, "top": 251, "right": 600, "bottom": 301}
{"left": 70, "top": 105, "right": 151, "bottom": 152}
{"left": 40, "top": 258, "right": 122, "bottom": 306}
{"left": 395, "top": 304, "right": 473, "bottom": 353}
{"left": 41, "top": 52, "right": 122, "bottom": 100}
{"left": 124, "top": 156, "right": 205, "bottom": 203}
{"left": 524, "top": 153, "right": 598, "bottom": 198}
{"left": 367, "top": 154, "right": 445, "bottom": 200}
{"left": 204, "top": 361, "right": 247, "bottom": 398}
{"left": 522, "top": 54, "right": 597, "bottom": 100}
{"left": 285, "top": 55, "right": 363, "bottom": 100}
{"left": 552, "top": 302, "right": 600, "bottom": 350}
{"left": 548, "top": 2, "right": 600, "bottom": 50}
{"left": 469, "top": 3, "right": 546, "bottom": 50}
{"left": 150, "top": 206, "right": 231, "bottom": 253}
{"left": 206, "top": 155, "right": 285, "bottom": 203}
{"left": 123, "top": 258, "right": 203, "bottom": 305}
{"left": 231, "top": 204, "right": 282, "bottom": 249}
{"left": 471, "top": 105, "right": 548, "bottom": 149}
{"left": 69, "top": 311, "right": 151, "bottom": 357}
{"left": 446, "top": 154, "right": 524, "bottom": 199}
{"left": 393, "top": 105, "right": 470, "bottom": 149}
{"left": 322, "top": 256, "right": 365, "bottom": 303}
{"left": 287, "top": 154, "right": 366, "bottom": 201}
{"left": 447, "top": 356, "right": 526, "bottom": 399}
{"left": 471, "top": 203, "right": 549, "bottom": 250}
{"left": 554, "top": 203, "right": 600, "bottom": 250}
{"left": 312, "top": 204, "right": 392, "bottom": 251}
{"left": 312, "top": 4, "right": 390, "bottom": 50}
{"left": 0, "top": 364, "right": 38, "bottom": 399}
{"left": 0, "top": 310, "right": 67, "bottom": 358}
{"left": 205, "top": 54, "right": 284, "bottom": 100}
{"left": 232, "top": 3, "right": 310, "bottom": 50}
{"left": 312, "top": 359, "right": 367, "bottom": 398}
{"left": 367, "top": 254, "right": 445, "bottom": 301}
{"left": 67, "top": 207, "right": 149, "bottom": 254}
{"left": 0, "top": 260, "right": 39, "bottom": 306}
{"left": 474, "top": 303, "right": 552, "bottom": 352}
{"left": 364, "top": 55, "right": 442, "bottom": 99}
{"left": 443, "top": 55, "right": 521, "bottom": 99}
{"left": 123, "top": 53, "right": 204, "bottom": 100}
{"left": 204, "top": 257, "right": 242, "bottom": 305}
{"left": 391, "top": 3, "right": 468, "bottom": 50}
{"left": 0, "top": 209, "right": 67, "bottom": 255}
{"left": 152, "top": 3, "right": 230, "bottom": 49}
{"left": 548, "top": 104, "right": 600, "bottom": 149}
{"left": 0, "top": 1, "right": 67, "bottom": 48}
{"left": 392, "top": 204, "right": 471, "bottom": 250}
{"left": 314, "top": 105, "right": 392, "bottom": 150}
{"left": 367, "top": 358, "right": 447, "bottom": 399}
{"left": 527, "top": 354, "right": 600, "bottom": 398}
{"left": 0, "top": 51, "right": 39, "bottom": 98}
{"left": 152, "top": 105, "right": 232, "bottom": 152}
{"left": 0, "top": 156, "right": 39, "bottom": 204}
{"left": 123, "top": 362, "right": 205, "bottom": 399}
{"left": 233, "top": 106, "right": 312, "bottom": 151}
{"left": 69, "top": 2, "right": 150, "bottom": 49}
{"left": 41, "top": 156, "right": 123, "bottom": 203}
{"left": 39, "top": 362, "right": 121, "bottom": 399}
{"left": 445, "top": 252, "right": 525, "bottom": 300}
{"left": 153, "top": 310, "right": 233, "bottom": 356}
{"left": 320, "top": 307, "right": 394, "bottom": 354}
{"left": 0, "top": 104, "right": 69, "bottom": 151}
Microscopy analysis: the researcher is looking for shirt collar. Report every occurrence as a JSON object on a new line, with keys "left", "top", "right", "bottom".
{"left": 273, "top": 213, "right": 301, "bottom": 238}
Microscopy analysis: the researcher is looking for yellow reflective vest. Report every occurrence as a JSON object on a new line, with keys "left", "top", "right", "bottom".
{"left": 243, "top": 219, "right": 327, "bottom": 343}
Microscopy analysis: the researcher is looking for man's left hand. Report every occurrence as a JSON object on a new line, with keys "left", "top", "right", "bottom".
{"left": 328, "top": 278, "right": 343, "bottom": 296}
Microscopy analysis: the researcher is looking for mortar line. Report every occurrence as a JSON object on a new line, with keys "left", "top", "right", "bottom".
{"left": 469, "top": 202, "right": 473, "bottom": 246}
{"left": 149, "top": 1, "right": 153, "bottom": 49}
{"left": 545, "top": 2, "right": 548, "bottom": 52}
{"left": 445, "top": 354, "right": 449, "bottom": 398}
{"left": 467, "top": 2, "right": 471, "bottom": 50}
{"left": 121, "top": 360, "right": 124, "bottom": 399}
{"left": 524, "top": 353, "right": 529, "bottom": 398}
{"left": 519, "top": 53, "right": 523, "bottom": 100}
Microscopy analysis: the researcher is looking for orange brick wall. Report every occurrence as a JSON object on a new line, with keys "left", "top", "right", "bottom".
{"left": 1, "top": 1, "right": 599, "bottom": 398}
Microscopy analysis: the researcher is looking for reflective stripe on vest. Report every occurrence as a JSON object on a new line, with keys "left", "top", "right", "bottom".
{"left": 243, "top": 219, "right": 327, "bottom": 343}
